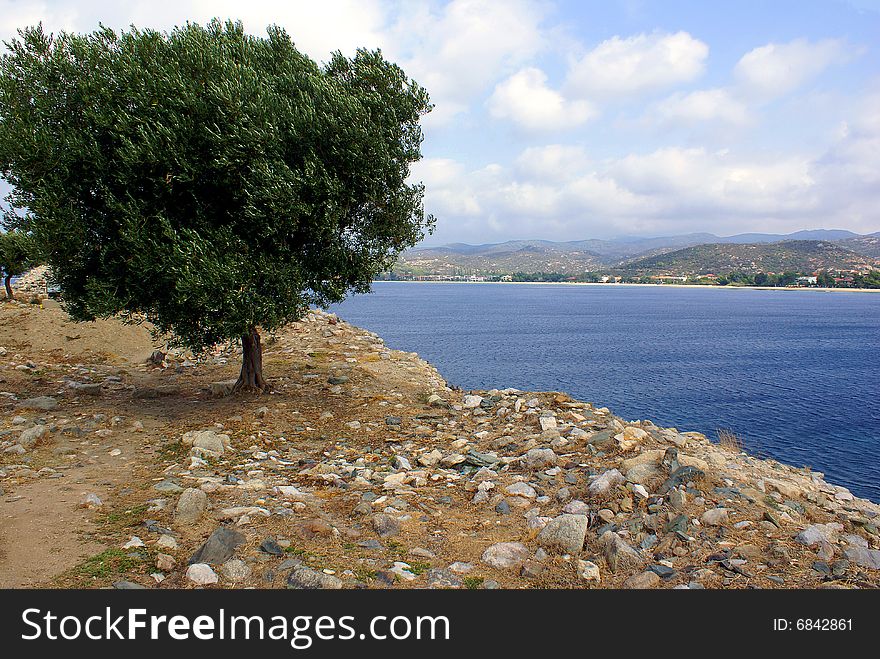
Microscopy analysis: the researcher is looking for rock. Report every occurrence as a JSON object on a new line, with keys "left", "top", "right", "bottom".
{"left": 764, "top": 478, "right": 802, "bottom": 499}
{"left": 623, "top": 571, "right": 661, "bottom": 589}
{"left": 625, "top": 463, "right": 661, "bottom": 484}
{"left": 462, "top": 395, "right": 483, "bottom": 408}
{"left": 597, "top": 509, "right": 615, "bottom": 523}
{"left": 600, "top": 531, "right": 643, "bottom": 573}
{"left": 122, "top": 536, "right": 145, "bottom": 549}
{"left": 156, "top": 535, "right": 178, "bottom": 550}
{"left": 520, "top": 560, "right": 545, "bottom": 579}
{"left": 186, "top": 563, "right": 219, "bottom": 586}
{"left": 18, "top": 396, "right": 58, "bottom": 411}
{"left": 220, "top": 559, "right": 252, "bottom": 583}
{"left": 147, "top": 350, "right": 166, "bottom": 365}
{"left": 795, "top": 523, "right": 842, "bottom": 548}
{"left": 617, "top": 426, "right": 649, "bottom": 450}
{"left": 260, "top": 538, "right": 284, "bottom": 556}
{"left": 465, "top": 449, "right": 499, "bottom": 467}
{"left": 209, "top": 380, "right": 237, "bottom": 397}
{"left": 80, "top": 493, "right": 103, "bottom": 509}
{"left": 587, "top": 429, "right": 615, "bottom": 446}
{"left": 19, "top": 424, "right": 50, "bottom": 449}
{"left": 391, "top": 455, "right": 412, "bottom": 470}
{"left": 156, "top": 553, "right": 176, "bottom": 572}
{"left": 701, "top": 508, "right": 729, "bottom": 527}
{"left": 539, "top": 416, "right": 557, "bottom": 431}
{"left": 577, "top": 560, "right": 601, "bottom": 583}
{"left": 426, "top": 568, "right": 462, "bottom": 589}
{"left": 153, "top": 479, "right": 184, "bottom": 493}
{"left": 537, "top": 514, "right": 588, "bottom": 554}
{"left": 189, "top": 527, "right": 246, "bottom": 565}
{"left": 73, "top": 382, "right": 103, "bottom": 396}
{"left": 275, "top": 485, "right": 309, "bottom": 501}
{"left": 522, "top": 448, "right": 557, "bottom": 470}
{"left": 385, "top": 416, "right": 402, "bottom": 426}
{"left": 563, "top": 500, "right": 590, "bottom": 515}
{"left": 505, "top": 482, "right": 537, "bottom": 499}
{"left": 482, "top": 542, "right": 530, "bottom": 570}
{"left": 495, "top": 500, "right": 511, "bottom": 515}
{"left": 667, "top": 488, "right": 687, "bottom": 510}
{"left": 287, "top": 566, "right": 343, "bottom": 589}
{"left": 373, "top": 513, "right": 401, "bottom": 538}
{"left": 113, "top": 580, "right": 146, "bottom": 589}
{"left": 658, "top": 466, "right": 704, "bottom": 494}
{"left": 843, "top": 547, "right": 880, "bottom": 570}
{"left": 620, "top": 450, "right": 664, "bottom": 472}
{"left": 589, "top": 469, "right": 625, "bottom": 497}
{"left": 418, "top": 449, "right": 442, "bottom": 467}
{"left": 182, "top": 430, "right": 230, "bottom": 455}
{"left": 175, "top": 488, "right": 208, "bottom": 524}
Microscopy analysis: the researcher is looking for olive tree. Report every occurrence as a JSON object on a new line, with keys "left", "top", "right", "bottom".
{"left": 0, "top": 228, "right": 37, "bottom": 299}
{"left": 0, "top": 20, "right": 433, "bottom": 390}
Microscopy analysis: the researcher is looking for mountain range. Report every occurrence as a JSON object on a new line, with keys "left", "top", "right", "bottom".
{"left": 399, "top": 230, "right": 880, "bottom": 276}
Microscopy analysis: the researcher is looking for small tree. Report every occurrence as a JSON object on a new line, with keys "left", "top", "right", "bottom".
{"left": 0, "top": 21, "right": 433, "bottom": 390}
{"left": 0, "top": 228, "right": 36, "bottom": 299}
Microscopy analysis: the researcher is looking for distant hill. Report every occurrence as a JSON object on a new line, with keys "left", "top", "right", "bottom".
{"left": 399, "top": 229, "right": 878, "bottom": 275}
{"left": 618, "top": 240, "right": 876, "bottom": 275}
{"left": 836, "top": 234, "right": 880, "bottom": 259}
{"left": 402, "top": 242, "right": 604, "bottom": 275}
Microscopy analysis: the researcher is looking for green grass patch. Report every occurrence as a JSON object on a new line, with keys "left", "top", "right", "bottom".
{"left": 74, "top": 548, "right": 144, "bottom": 580}
{"left": 100, "top": 504, "right": 148, "bottom": 531}
{"left": 463, "top": 576, "right": 484, "bottom": 590}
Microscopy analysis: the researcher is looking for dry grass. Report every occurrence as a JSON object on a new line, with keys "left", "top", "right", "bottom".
{"left": 716, "top": 427, "right": 743, "bottom": 452}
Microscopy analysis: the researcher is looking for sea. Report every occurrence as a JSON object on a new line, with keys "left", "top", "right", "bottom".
{"left": 331, "top": 282, "right": 880, "bottom": 502}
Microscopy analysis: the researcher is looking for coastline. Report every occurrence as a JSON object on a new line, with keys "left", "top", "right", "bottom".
{"left": 376, "top": 280, "right": 880, "bottom": 293}
{"left": 2, "top": 302, "right": 879, "bottom": 590}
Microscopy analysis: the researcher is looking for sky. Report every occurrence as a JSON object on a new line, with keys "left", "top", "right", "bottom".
{"left": 0, "top": 1, "right": 878, "bottom": 246}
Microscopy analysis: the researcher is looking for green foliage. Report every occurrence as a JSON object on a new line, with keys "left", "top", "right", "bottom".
{"left": 74, "top": 548, "right": 143, "bottom": 579}
{"left": 0, "top": 228, "right": 37, "bottom": 279}
{"left": 0, "top": 20, "right": 433, "bottom": 351}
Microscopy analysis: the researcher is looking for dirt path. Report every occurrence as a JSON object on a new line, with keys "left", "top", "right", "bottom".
{"left": 0, "top": 475, "right": 107, "bottom": 587}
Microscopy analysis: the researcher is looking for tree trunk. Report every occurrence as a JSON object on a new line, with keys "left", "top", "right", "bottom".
{"left": 233, "top": 327, "right": 268, "bottom": 393}
{"left": 4, "top": 275, "right": 12, "bottom": 300}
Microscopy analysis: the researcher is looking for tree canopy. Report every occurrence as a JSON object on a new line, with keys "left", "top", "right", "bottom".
{"left": 0, "top": 20, "right": 433, "bottom": 389}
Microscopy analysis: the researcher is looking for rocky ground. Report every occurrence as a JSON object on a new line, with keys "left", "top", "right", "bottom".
{"left": 1, "top": 294, "right": 879, "bottom": 590}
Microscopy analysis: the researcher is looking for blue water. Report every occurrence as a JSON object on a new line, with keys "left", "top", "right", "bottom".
{"left": 331, "top": 282, "right": 880, "bottom": 501}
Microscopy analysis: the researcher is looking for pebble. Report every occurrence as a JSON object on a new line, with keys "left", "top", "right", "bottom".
{"left": 221, "top": 559, "right": 252, "bottom": 583}
{"left": 623, "top": 571, "right": 661, "bottom": 589}
{"left": 186, "top": 563, "right": 219, "bottom": 586}
{"left": 577, "top": 560, "right": 601, "bottom": 583}
{"left": 287, "top": 566, "right": 343, "bottom": 589}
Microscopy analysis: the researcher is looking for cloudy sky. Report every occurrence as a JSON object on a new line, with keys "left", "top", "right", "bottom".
{"left": 1, "top": 0, "right": 879, "bottom": 245}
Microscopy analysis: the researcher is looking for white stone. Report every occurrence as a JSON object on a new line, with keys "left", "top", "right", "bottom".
{"left": 186, "top": 563, "right": 219, "bottom": 585}
{"left": 577, "top": 560, "right": 601, "bottom": 583}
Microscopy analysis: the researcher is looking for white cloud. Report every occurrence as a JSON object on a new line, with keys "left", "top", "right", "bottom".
{"left": 0, "top": 1, "right": 392, "bottom": 62}
{"left": 734, "top": 38, "right": 850, "bottom": 98}
{"left": 652, "top": 88, "right": 750, "bottom": 125}
{"left": 395, "top": 0, "right": 547, "bottom": 125}
{"left": 487, "top": 68, "right": 596, "bottom": 132}
{"left": 415, "top": 140, "right": 876, "bottom": 243}
{"left": 514, "top": 145, "right": 590, "bottom": 181}
{"left": 566, "top": 31, "right": 708, "bottom": 98}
